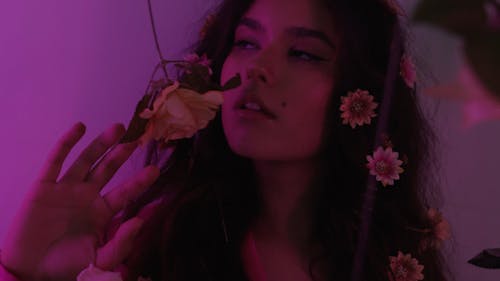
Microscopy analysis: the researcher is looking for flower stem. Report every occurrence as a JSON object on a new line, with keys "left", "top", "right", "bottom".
{"left": 144, "top": 61, "right": 162, "bottom": 95}
{"left": 406, "top": 226, "right": 432, "bottom": 234}
{"left": 162, "top": 59, "right": 187, "bottom": 64}
{"left": 147, "top": 0, "right": 168, "bottom": 79}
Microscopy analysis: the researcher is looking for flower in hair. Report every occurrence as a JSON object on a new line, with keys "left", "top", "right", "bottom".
{"left": 428, "top": 208, "right": 451, "bottom": 242}
{"left": 421, "top": 208, "right": 451, "bottom": 250}
{"left": 400, "top": 54, "right": 416, "bottom": 89}
{"left": 340, "top": 89, "right": 378, "bottom": 128}
{"left": 138, "top": 80, "right": 223, "bottom": 144}
{"left": 388, "top": 251, "right": 424, "bottom": 281}
{"left": 366, "top": 146, "right": 404, "bottom": 186}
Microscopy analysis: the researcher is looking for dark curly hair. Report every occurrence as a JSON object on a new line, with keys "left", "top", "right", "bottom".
{"left": 121, "top": 0, "right": 451, "bottom": 280}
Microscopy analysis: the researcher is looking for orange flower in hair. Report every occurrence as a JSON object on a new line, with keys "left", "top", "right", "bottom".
{"left": 419, "top": 208, "right": 451, "bottom": 250}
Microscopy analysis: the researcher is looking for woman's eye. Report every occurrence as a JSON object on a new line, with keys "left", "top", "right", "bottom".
{"left": 288, "top": 49, "right": 324, "bottom": 62}
{"left": 233, "top": 40, "right": 258, "bottom": 50}
{"left": 232, "top": 40, "right": 325, "bottom": 63}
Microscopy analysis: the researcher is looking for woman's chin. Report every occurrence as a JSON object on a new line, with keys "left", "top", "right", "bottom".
{"left": 228, "top": 140, "right": 272, "bottom": 160}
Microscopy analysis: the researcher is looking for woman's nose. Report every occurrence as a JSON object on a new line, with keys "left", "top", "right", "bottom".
{"left": 245, "top": 50, "right": 276, "bottom": 86}
{"left": 245, "top": 64, "right": 276, "bottom": 87}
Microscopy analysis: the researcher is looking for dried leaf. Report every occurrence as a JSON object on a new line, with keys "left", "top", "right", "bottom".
{"left": 221, "top": 73, "right": 242, "bottom": 91}
{"left": 180, "top": 71, "right": 209, "bottom": 93}
{"left": 119, "top": 93, "right": 152, "bottom": 144}
{"left": 468, "top": 248, "right": 500, "bottom": 269}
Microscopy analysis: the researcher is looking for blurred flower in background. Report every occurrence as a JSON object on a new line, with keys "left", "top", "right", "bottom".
{"left": 412, "top": 0, "right": 500, "bottom": 128}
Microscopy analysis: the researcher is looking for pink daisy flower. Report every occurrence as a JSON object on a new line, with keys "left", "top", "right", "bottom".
{"left": 389, "top": 251, "right": 424, "bottom": 281}
{"left": 340, "top": 89, "right": 378, "bottom": 128}
{"left": 400, "top": 54, "right": 416, "bottom": 89}
{"left": 366, "top": 146, "right": 404, "bottom": 186}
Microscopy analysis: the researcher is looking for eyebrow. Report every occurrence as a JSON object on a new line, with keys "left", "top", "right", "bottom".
{"left": 237, "top": 17, "right": 336, "bottom": 50}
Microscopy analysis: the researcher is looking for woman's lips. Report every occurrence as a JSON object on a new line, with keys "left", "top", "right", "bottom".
{"left": 232, "top": 82, "right": 278, "bottom": 119}
{"left": 236, "top": 108, "right": 277, "bottom": 120}
{"left": 234, "top": 96, "right": 277, "bottom": 119}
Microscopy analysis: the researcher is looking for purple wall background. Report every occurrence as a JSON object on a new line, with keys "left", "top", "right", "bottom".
{"left": 0, "top": 1, "right": 499, "bottom": 280}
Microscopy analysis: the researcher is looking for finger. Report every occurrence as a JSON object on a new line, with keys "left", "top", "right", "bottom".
{"left": 137, "top": 198, "right": 163, "bottom": 220}
{"left": 60, "top": 123, "right": 125, "bottom": 182}
{"left": 95, "top": 217, "right": 144, "bottom": 270}
{"left": 102, "top": 166, "right": 160, "bottom": 214}
{"left": 85, "top": 141, "right": 139, "bottom": 189}
{"left": 37, "top": 122, "right": 86, "bottom": 182}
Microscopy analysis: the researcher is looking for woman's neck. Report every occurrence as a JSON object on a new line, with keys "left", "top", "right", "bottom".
{"left": 251, "top": 159, "right": 319, "bottom": 249}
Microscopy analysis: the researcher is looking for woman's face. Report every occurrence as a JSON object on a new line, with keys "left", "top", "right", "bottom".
{"left": 221, "top": 0, "right": 337, "bottom": 161}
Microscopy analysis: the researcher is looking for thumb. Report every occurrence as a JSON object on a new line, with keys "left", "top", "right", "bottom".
{"left": 95, "top": 217, "right": 144, "bottom": 270}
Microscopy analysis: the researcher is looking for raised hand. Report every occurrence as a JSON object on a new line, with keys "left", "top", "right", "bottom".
{"left": 0, "top": 123, "right": 160, "bottom": 281}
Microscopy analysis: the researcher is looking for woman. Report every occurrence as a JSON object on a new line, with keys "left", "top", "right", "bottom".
{"left": 0, "top": 0, "right": 451, "bottom": 280}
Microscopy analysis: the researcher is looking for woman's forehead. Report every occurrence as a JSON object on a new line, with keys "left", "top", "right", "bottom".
{"left": 242, "top": 0, "right": 335, "bottom": 37}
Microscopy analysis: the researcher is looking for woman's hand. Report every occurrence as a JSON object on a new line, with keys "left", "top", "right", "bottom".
{"left": 0, "top": 123, "right": 160, "bottom": 281}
